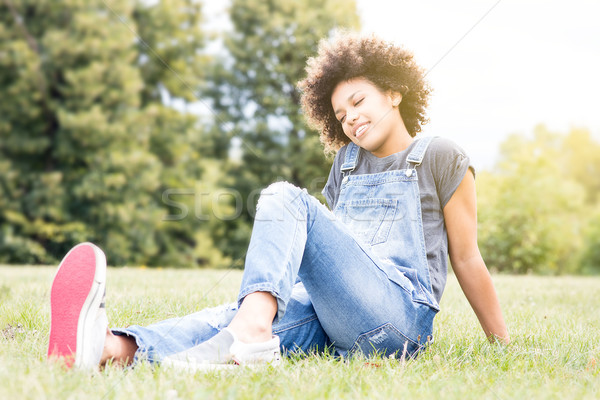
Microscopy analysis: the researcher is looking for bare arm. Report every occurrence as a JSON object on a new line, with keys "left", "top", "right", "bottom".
{"left": 443, "top": 169, "right": 510, "bottom": 343}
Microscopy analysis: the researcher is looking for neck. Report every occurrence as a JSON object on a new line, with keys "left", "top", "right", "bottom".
{"left": 371, "top": 127, "right": 414, "bottom": 158}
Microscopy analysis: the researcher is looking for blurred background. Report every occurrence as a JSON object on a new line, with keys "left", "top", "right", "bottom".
{"left": 1, "top": 0, "right": 598, "bottom": 274}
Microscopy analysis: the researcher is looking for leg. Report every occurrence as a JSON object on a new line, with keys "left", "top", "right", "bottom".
{"left": 111, "top": 284, "right": 328, "bottom": 364}
{"left": 47, "top": 243, "right": 327, "bottom": 370}
{"left": 101, "top": 329, "right": 137, "bottom": 366}
{"left": 233, "top": 182, "right": 436, "bottom": 356}
{"left": 297, "top": 212, "right": 436, "bottom": 355}
{"left": 111, "top": 302, "right": 238, "bottom": 363}
{"left": 108, "top": 183, "right": 328, "bottom": 368}
{"left": 273, "top": 282, "right": 330, "bottom": 355}
{"left": 227, "top": 291, "right": 276, "bottom": 343}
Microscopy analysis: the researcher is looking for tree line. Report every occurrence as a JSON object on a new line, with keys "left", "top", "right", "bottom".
{"left": 0, "top": 0, "right": 598, "bottom": 274}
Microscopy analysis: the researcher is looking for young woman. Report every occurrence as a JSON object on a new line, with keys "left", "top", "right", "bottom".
{"left": 47, "top": 32, "right": 508, "bottom": 371}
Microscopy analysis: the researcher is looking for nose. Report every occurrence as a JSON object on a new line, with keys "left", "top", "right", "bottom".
{"left": 346, "top": 110, "right": 359, "bottom": 124}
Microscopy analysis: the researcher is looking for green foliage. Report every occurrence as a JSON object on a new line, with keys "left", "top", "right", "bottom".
{"left": 563, "top": 128, "right": 600, "bottom": 204}
{"left": 203, "top": 0, "right": 360, "bottom": 261}
{"left": 477, "top": 125, "right": 599, "bottom": 274}
{"left": 0, "top": 0, "right": 228, "bottom": 267}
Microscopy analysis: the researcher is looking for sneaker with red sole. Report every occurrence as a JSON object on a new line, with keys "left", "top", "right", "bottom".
{"left": 48, "top": 242, "right": 108, "bottom": 370}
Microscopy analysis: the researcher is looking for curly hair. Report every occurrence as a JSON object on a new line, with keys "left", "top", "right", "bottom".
{"left": 298, "top": 32, "right": 431, "bottom": 152}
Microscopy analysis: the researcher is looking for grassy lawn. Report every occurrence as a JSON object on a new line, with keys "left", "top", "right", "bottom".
{"left": 1, "top": 265, "right": 599, "bottom": 399}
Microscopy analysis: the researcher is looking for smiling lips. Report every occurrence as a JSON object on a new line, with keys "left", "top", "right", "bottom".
{"left": 353, "top": 122, "right": 370, "bottom": 138}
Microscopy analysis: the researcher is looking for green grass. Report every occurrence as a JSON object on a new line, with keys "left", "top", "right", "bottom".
{"left": 1, "top": 266, "right": 599, "bottom": 399}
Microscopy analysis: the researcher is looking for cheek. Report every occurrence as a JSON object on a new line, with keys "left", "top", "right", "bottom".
{"left": 340, "top": 124, "right": 353, "bottom": 140}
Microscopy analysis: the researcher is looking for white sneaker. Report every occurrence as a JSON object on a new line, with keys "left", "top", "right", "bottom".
{"left": 48, "top": 243, "right": 108, "bottom": 370}
{"left": 162, "top": 328, "right": 281, "bottom": 372}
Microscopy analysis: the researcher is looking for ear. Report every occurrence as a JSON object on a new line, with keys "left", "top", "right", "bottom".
{"left": 390, "top": 92, "right": 403, "bottom": 107}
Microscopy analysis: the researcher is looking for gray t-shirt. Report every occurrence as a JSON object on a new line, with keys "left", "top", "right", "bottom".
{"left": 322, "top": 136, "right": 474, "bottom": 302}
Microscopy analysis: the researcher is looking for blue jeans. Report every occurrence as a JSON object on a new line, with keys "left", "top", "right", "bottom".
{"left": 114, "top": 180, "right": 438, "bottom": 363}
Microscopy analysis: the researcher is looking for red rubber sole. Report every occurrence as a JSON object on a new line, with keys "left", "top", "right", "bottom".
{"left": 48, "top": 244, "right": 97, "bottom": 367}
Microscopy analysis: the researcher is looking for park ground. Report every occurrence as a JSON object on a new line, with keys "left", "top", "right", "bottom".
{"left": 1, "top": 266, "right": 599, "bottom": 399}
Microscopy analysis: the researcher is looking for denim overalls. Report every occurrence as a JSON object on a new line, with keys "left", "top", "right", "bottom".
{"left": 114, "top": 137, "right": 440, "bottom": 361}
{"left": 337, "top": 137, "right": 440, "bottom": 311}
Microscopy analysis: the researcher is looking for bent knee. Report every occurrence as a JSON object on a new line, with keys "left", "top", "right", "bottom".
{"left": 257, "top": 181, "right": 304, "bottom": 208}
{"left": 262, "top": 181, "right": 302, "bottom": 196}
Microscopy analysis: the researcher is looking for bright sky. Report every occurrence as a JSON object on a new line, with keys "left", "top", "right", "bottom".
{"left": 356, "top": 0, "right": 600, "bottom": 169}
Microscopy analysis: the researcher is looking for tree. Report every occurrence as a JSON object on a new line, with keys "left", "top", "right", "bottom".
{"left": 203, "top": 0, "right": 360, "bottom": 261}
{"left": 0, "top": 0, "right": 228, "bottom": 266}
{"left": 477, "top": 126, "right": 587, "bottom": 274}
{"left": 562, "top": 128, "right": 600, "bottom": 273}
{"left": 579, "top": 207, "right": 600, "bottom": 274}
{"left": 563, "top": 128, "right": 600, "bottom": 205}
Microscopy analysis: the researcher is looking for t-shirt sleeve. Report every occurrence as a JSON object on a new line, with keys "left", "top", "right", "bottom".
{"left": 429, "top": 137, "right": 475, "bottom": 208}
{"left": 322, "top": 146, "right": 347, "bottom": 209}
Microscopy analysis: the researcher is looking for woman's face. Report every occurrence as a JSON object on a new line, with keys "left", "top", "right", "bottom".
{"left": 331, "top": 78, "right": 406, "bottom": 157}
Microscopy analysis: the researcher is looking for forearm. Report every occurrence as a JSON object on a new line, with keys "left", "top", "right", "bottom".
{"left": 453, "top": 255, "right": 509, "bottom": 343}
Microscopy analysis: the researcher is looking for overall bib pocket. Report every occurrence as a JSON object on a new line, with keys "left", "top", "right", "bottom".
{"left": 336, "top": 199, "right": 398, "bottom": 246}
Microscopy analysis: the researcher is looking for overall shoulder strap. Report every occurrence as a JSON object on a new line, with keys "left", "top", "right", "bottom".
{"left": 406, "top": 136, "right": 435, "bottom": 168}
{"left": 340, "top": 142, "right": 360, "bottom": 175}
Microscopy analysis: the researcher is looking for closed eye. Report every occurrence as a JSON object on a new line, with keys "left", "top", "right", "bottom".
{"left": 337, "top": 97, "right": 364, "bottom": 124}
